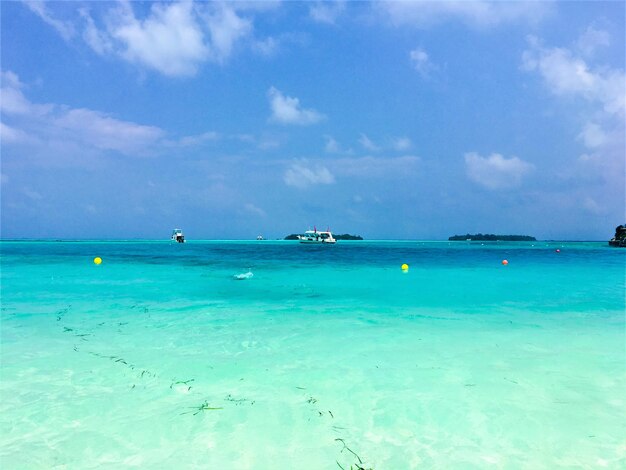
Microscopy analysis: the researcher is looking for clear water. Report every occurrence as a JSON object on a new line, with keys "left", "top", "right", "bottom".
{"left": 1, "top": 241, "right": 624, "bottom": 468}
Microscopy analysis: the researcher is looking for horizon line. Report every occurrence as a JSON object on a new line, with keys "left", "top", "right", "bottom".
{"left": 0, "top": 238, "right": 608, "bottom": 243}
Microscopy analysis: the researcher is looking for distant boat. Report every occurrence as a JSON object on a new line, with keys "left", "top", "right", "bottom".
{"left": 257, "top": 235, "right": 264, "bottom": 240}
{"left": 171, "top": 228, "right": 185, "bottom": 243}
{"left": 297, "top": 227, "right": 336, "bottom": 244}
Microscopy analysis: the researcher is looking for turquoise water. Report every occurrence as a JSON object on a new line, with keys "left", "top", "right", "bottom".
{"left": 1, "top": 240, "right": 624, "bottom": 468}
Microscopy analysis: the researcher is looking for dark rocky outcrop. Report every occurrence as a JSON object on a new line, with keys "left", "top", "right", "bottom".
{"left": 609, "top": 225, "right": 626, "bottom": 247}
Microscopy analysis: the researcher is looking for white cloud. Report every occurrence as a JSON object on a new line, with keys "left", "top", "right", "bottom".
{"left": 73, "top": 2, "right": 254, "bottom": 77}
{"left": 0, "top": 122, "right": 29, "bottom": 143}
{"left": 284, "top": 161, "right": 335, "bottom": 188}
{"left": 464, "top": 152, "right": 534, "bottom": 190}
{"left": 578, "top": 122, "right": 607, "bottom": 149}
{"left": 107, "top": 1, "right": 210, "bottom": 77}
{"left": 2, "top": 71, "right": 244, "bottom": 158}
{"left": 268, "top": 87, "right": 325, "bottom": 125}
{"left": 577, "top": 25, "right": 610, "bottom": 57}
{"left": 358, "top": 133, "right": 380, "bottom": 152}
{"left": 243, "top": 203, "right": 266, "bottom": 217}
{"left": 24, "top": 0, "right": 75, "bottom": 41}
{"left": 324, "top": 135, "right": 340, "bottom": 153}
{"left": 1, "top": 70, "right": 23, "bottom": 89}
{"left": 522, "top": 36, "right": 625, "bottom": 116}
{"left": 80, "top": 8, "right": 113, "bottom": 56}
{"left": 1, "top": 70, "right": 165, "bottom": 158}
{"left": 55, "top": 108, "right": 165, "bottom": 154}
{"left": 200, "top": 3, "right": 252, "bottom": 63}
{"left": 410, "top": 48, "right": 436, "bottom": 77}
{"left": 392, "top": 137, "right": 412, "bottom": 151}
{"left": 309, "top": 1, "right": 346, "bottom": 25}
{"left": 378, "top": 1, "right": 550, "bottom": 29}
{"left": 258, "top": 137, "right": 281, "bottom": 150}
{"left": 251, "top": 32, "right": 309, "bottom": 58}
{"left": 1, "top": 71, "right": 52, "bottom": 116}
{"left": 252, "top": 37, "right": 279, "bottom": 56}
{"left": 323, "top": 135, "right": 352, "bottom": 154}
{"left": 522, "top": 31, "right": 625, "bottom": 199}
{"left": 178, "top": 131, "right": 220, "bottom": 147}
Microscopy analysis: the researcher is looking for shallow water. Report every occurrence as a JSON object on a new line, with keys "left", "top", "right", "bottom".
{"left": 1, "top": 240, "right": 624, "bottom": 468}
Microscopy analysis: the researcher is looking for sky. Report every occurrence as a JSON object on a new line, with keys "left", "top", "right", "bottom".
{"left": 1, "top": 1, "right": 624, "bottom": 240}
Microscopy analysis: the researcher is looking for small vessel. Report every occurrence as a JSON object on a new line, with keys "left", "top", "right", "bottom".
{"left": 297, "top": 227, "right": 336, "bottom": 244}
{"left": 257, "top": 235, "right": 264, "bottom": 240}
{"left": 171, "top": 228, "right": 185, "bottom": 243}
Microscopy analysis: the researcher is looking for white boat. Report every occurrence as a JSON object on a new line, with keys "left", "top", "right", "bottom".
{"left": 297, "top": 228, "right": 336, "bottom": 244}
{"left": 171, "top": 228, "right": 185, "bottom": 243}
{"left": 257, "top": 235, "right": 264, "bottom": 240}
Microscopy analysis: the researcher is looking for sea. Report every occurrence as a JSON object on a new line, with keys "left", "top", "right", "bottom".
{"left": 1, "top": 240, "right": 624, "bottom": 469}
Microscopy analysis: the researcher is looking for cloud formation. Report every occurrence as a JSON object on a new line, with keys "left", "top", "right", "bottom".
{"left": 358, "top": 133, "right": 380, "bottom": 152}
{"left": 522, "top": 31, "right": 625, "bottom": 203}
{"left": 200, "top": 3, "right": 253, "bottom": 63}
{"left": 106, "top": 1, "right": 210, "bottom": 76}
{"left": 178, "top": 131, "right": 220, "bottom": 147}
{"left": 268, "top": 87, "right": 325, "bottom": 125}
{"left": 1, "top": 71, "right": 52, "bottom": 116}
{"left": 1, "top": 70, "right": 166, "bottom": 158}
{"left": 392, "top": 137, "right": 412, "bottom": 151}
{"left": 24, "top": 0, "right": 75, "bottom": 40}
{"left": 324, "top": 135, "right": 340, "bottom": 153}
{"left": 309, "top": 1, "right": 346, "bottom": 25}
{"left": 464, "top": 152, "right": 534, "bottom": 190}
{"left": 55, "top": 108, "right": 164, "bottom": 154}
{"left": 576, "top": 25, "right": 610, "bottom": 57}
{"left": 284, "top": 161, "right": 335, "bottom": 188}
{"left": 243, "top": 202, "right": 266, "bottom": 217}
{"left": 379, "top": 1, "right": 550, "bottom": 29}
{"left": 28, "top": 2, "right": 257, "bottom": 77}
{"left": 578, "top": 122, "right": 607, "bottom": 149}
{"left": 0, "top": 122, "right": 28, "bottom": 144}
{"left": 410, "top": 48, "right": 436, "bottom": 78}
{"left": 522, "top": 35, "right": 625, "bottom": 116}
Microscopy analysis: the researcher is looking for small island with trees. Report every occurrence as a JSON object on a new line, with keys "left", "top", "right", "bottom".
{"left": 284, "top": 233, "right": 363, "bottom": 240}
{"left": 449, "top": 233, "right": 536, "bottom": 241}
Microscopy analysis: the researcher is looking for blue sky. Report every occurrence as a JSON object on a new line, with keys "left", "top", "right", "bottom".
{"left": 1, "top": 1, "right": 624, "bottom": 240}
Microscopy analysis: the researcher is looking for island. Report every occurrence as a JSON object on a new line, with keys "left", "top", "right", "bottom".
{"left": 609, "top": 224, "right": 626, "bottom": 247}
{"left": 449, "top": 233, "right": 536, "bottom": 241}
{"left": 284, "top": 233, "right": 363, "bottom": 240}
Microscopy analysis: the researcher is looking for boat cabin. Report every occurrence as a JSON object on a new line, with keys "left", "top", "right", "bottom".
{"left": 171, "top": 229, "right": 185, "bottom": 243}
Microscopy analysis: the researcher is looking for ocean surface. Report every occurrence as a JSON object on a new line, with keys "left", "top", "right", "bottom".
{"left": 1, "top": 240, "right": 624, "bottom": 469}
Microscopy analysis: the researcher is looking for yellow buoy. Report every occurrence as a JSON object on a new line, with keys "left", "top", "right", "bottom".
{"left": 401, "top": 263, "right": 409, "bottom": 271}
{"left": 93, "top": 257, "right": 102, "bottom": 265}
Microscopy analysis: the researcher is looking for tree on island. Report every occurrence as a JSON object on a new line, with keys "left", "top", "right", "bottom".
{"left": 449, "top": 233, "right": 536, "bottom": 241}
